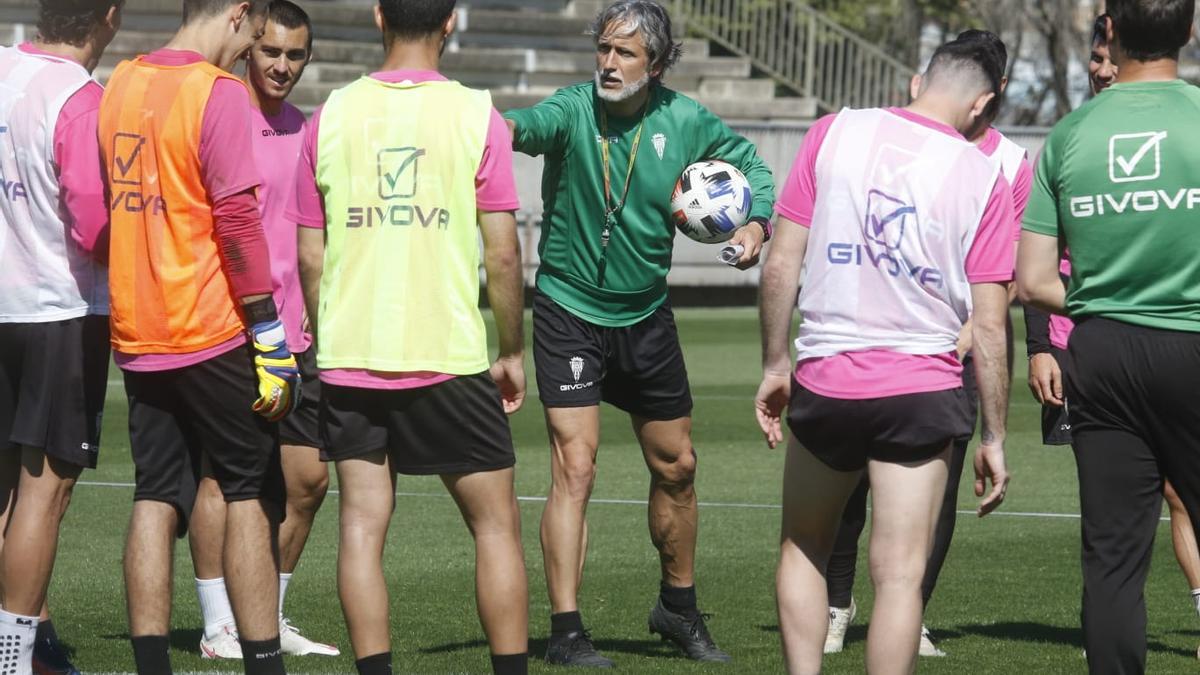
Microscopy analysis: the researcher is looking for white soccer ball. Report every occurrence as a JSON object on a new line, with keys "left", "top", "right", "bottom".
{"left": 670, "top": 160, "right": 753, "bottom": 244}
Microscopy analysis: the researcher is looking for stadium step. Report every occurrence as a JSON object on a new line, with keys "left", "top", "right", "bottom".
{"left": 0, "top": 0, "right": 819, "bottom": 122}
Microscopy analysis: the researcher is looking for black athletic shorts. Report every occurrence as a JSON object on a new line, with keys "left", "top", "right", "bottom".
{"left": 279, "top": 347, "right": 321, "bottom": 449}
{"left": 533, "top": 290, "right": 692, "bottom": 420}
{"left": 1040, "top": 346, "right": 1073, "bottom": 446}
{"left": 124, "top": 344, "right": 283, "bottom": 535}
{"left": 958, "top": 352, "right": 980, "bottom": 443}
{"left": 0, "top": 315, "right": 110, "bottom": 468}
{"left": 319, "top": 372, "right": 516, "bottom": 475}
{"left": 787, "top": 381, "right": 974, "bottom": 472}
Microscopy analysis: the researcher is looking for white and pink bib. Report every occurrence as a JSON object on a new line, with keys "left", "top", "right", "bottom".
{"left": 796, "top": 108, "right": 1002, "bottom": 361}
{"left": 0, "top": 46, "right": 102, "bottom": 322}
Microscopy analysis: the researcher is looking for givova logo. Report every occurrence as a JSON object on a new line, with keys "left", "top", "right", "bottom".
{"left": 346, "top": 146, "right": 450, "bottom": 229}
{"left": 560, "top": 356, "right": 594, "bottom": 392}
{"left": 1070, "top": 130, "right": 1200, "bottom": 218}
{"left": 825, "top": 188, "right": 944, "bottom": 290}
{"left": 378, "top": 147, "right": 424, "bottom": 200}
{"left": 1109, "top": 131, "right": 1166, "bottom": 183}
{"left": 863, "top": 189, "right": 914, "bottom": 250}
{"left": 109, "top": 133, "right": 165, "bottom": 215}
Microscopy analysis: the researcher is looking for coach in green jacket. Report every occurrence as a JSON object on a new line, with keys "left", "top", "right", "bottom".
{"left": 505, "top": 0, "right": 775, "bottom": 667}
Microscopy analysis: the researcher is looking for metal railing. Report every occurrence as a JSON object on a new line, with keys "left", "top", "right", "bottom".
{"left": 673, "top": 0, "right": 915, "bottom": 112}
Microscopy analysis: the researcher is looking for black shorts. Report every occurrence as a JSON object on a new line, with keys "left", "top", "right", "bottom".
{"left": 0, "top": 315, "right": 110, "bottom": 468}
{"left": 1040, "top": 346, "right": 1073, "bottom": 446}
{"left": 279, "top": 347, "right": 321, "bottom": 449}
{"left": 124, "top": 344, "right": 283, "bottom": 535}
{"left": 319, "top": 372, "right": 516, "bottom": 475}
{"left": 958, "top": 352, "right": 979, "bottom": 442}
{"left": 787, "top": 382, "right": 974, "bottom": 472}
{"left": 533, "top": 290, "right": 692, "bottom": 421}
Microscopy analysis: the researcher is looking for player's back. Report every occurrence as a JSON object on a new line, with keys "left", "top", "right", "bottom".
{"left": 1038, "top": 80, "right": 1200, "bottom": 331}
{"left": 99, "top": 56, "right": 245, "bottom": 354}
{"left": 797, "top": 107, "right": 1003, "bottom": 359}
{"left": 313, "top": 74, "right": 493, "bottom": 374}
{"left": 0, "top": 45, "right": 101, "bottom": 321}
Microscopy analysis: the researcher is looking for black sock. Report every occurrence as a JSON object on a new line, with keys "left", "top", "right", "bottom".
{"left": 490, "top": 652, "right": 528, "bottom": 675}
{"left": 659, "top": 582, "right": 698, "bottom": 615}
{"left": 36, "top": 619, "right": 58, "bottom": 643}
{"left": 550, "top": 611, "right": 584, "bottom": 636}
{"left": 356, "top": 652, "right": 393, "bottom": 675}
{"left": 131, "top": 635, "right": 171, "bottom": 675}
{"left": 240, "top": 636, "right": 284, "bottom": 675}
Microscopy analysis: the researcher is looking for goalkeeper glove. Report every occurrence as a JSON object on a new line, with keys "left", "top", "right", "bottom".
{"left": 248, "top": 315, "right": 300, "bottom": 422}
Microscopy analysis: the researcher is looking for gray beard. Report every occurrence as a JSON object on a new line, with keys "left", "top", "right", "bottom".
{"left": 594, "top": 71, "right": 650, "bottom": 102}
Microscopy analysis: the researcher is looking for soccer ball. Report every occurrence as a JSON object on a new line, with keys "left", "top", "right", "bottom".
{"left": 671, "top": 160, "right": 753, "bottom": 244}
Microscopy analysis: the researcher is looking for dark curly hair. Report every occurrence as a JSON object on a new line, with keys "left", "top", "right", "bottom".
{"left": 37, "top": 0, "right": 123, "bottom": 47}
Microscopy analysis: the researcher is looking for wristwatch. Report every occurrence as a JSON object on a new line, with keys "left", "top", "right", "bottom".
{"left": 748, "top": 216, "right": 772, "bottom": 242}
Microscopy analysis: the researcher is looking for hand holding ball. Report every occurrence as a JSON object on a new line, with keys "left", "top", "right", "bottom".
{"left": 671, "top": 160, "right": 753, "bottom": 244}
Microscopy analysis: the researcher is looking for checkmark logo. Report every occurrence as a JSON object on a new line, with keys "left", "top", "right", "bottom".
{"left": 112, "top": 133, "right": 145, "bottom": 186}
{"left": 377, "top": 147, "right": 426, "bottom": 200}
{"left": 1109, "top": 131, "right": 1167, "bottom": 183}
{"left": 864, "top": 189, "right": 915, "bottom": 250}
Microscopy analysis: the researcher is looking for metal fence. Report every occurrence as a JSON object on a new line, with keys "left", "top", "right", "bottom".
{"left": 672, "top": 0, "right": 915, "bottom": 112}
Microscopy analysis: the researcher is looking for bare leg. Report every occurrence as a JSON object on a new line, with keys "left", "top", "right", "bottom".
{"left": 278, "top": 444, "right": 329, "bottom": 574}
{"left": 442, "top": 468, "right": 528, "bottom": 655}
{"left": 776, "top": 436, "right": 864, "bottom": 675}
{"left": 125, "top": 501, "right": 179, "bottom": 637}
{"left": 188, "top": 473, "right": 226, "bottom": 580}
{"left": 1165, "top": 480, "right": 1200, "bottom": 590}
{"left": 223, "top": 498, "right": 280, "bottom": 641}
{"left": 0, "top": 448, "right": 20, "bottom": 603}
{"left": 1, "top": 448, "right": 81, "bottom": 615}
{"left": 633, "top": 416, "right": 697, "bottom": 588}
{"left": 864, "top": 447, "right": 950, "bottom": 675}
{"left": 335, "top": 451, "right": 395, "bottom": 658}
{"left": 540, "top": 406, "right": 600, "bottom": 614}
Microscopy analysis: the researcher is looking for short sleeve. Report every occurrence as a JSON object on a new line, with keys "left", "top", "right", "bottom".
{"left": 476, "top": 108, "right": 520, "bottom": 212}
{"left": 774, "top": 114, "right": 836, "bottom": 227}
{"left": 965, "top": 174, "right": 1016, "bottom": 283}
{"left": 286, "top": 106, "right": 326, "bottom": 229}
{"left": 199, "top": 79, "right": 262, "bottom": 201}
{"left": 1022, "top": 138, "right": 1061, "bottom": 237}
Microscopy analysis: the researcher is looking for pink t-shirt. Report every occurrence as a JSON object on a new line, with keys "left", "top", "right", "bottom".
{"left": 776, "top": 108, "right": 1015, "bottom": 399}
{"left": 286, "top": 69, "right": 519, "bottom": 390}
{"left": 17, "top": 43, "right": 108, "bottom": 259}
{"left": 116, "top": 49, "right": 264, "bottom": 372}
{"left": 250, "top": 101, "right": 310, "bottom": 354}
{"left": 977, "top": 126, "right": 1033, "bottom": 243}
{"left": 1050, "top": 258, "right": 1074, "bottom": 350}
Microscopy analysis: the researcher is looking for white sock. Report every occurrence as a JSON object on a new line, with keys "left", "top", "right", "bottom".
{"left": 0, "top": 609, "right": 37, "bottom": 675}
{"left": 195, "top": 577, "right": 234, "bottom": 641}
{"left": 1191, "top": 588, "right": 1200, "bottom": 615}
{"left": 278, "top": 573, "right": 293, "bottom": 619}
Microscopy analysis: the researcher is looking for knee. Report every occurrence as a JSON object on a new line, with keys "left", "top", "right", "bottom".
{"left": 650, "top": 447, "right": 697, "bottom": 491}
{"left": 552, "top": 447, "right": 597, "bottom": 501}
{"left": 20, "top": 477, "right": 76, "bottom": 524}
{"left": 868, "top": 551, "right": 925, "bottom": 591}
{"left": 287, "top": 468, "right": 330, "bottom": 515}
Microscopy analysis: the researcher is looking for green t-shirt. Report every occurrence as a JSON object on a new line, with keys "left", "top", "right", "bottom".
{"left": 505, "top": 82, "right": 775, "bottom": 327}
{"left": 1023, "top": 80, "right": 1200, "bottom": 332}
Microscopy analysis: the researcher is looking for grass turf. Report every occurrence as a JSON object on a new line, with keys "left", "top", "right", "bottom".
{"left": 47, "top": 307, "right": 1200, "bottom": 673}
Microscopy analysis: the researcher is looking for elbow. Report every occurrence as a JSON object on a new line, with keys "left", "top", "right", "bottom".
{"left": 485, "top": 245, "right": 521, "bottom": 276}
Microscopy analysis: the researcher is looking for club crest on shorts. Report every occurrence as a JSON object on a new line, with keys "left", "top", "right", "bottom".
{"left": 864, "top": 189, "right": 915, "bottom": 250}
{"left": 560, "top": 356, "right": 594, "bottom": 392}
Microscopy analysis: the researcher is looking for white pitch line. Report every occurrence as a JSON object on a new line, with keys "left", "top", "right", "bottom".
{"left": 74, "top": 480, "right": 1163, "bottom": 521}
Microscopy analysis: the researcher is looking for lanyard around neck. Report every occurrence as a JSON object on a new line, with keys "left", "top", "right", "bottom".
{"left": 599, "top": 90, "right": 652, "bottom": 232}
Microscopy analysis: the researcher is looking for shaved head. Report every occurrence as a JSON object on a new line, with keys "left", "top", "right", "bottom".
{"left": 918, "top": 37, "right": 1002, "bottom": 103}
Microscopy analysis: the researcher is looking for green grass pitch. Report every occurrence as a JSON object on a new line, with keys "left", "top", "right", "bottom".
{"left": 48, "top": 307, "right": 1200, "bottom": 673}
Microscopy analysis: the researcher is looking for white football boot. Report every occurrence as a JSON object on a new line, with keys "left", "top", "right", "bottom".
{"left": 199, "top": 624, "right": 242, "bottom": 659}
{"left": 824, "top": 598, "right": 856, "bottom": 654}
{"left": 279, "top": 618, "right": 340, "bottom": 656}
